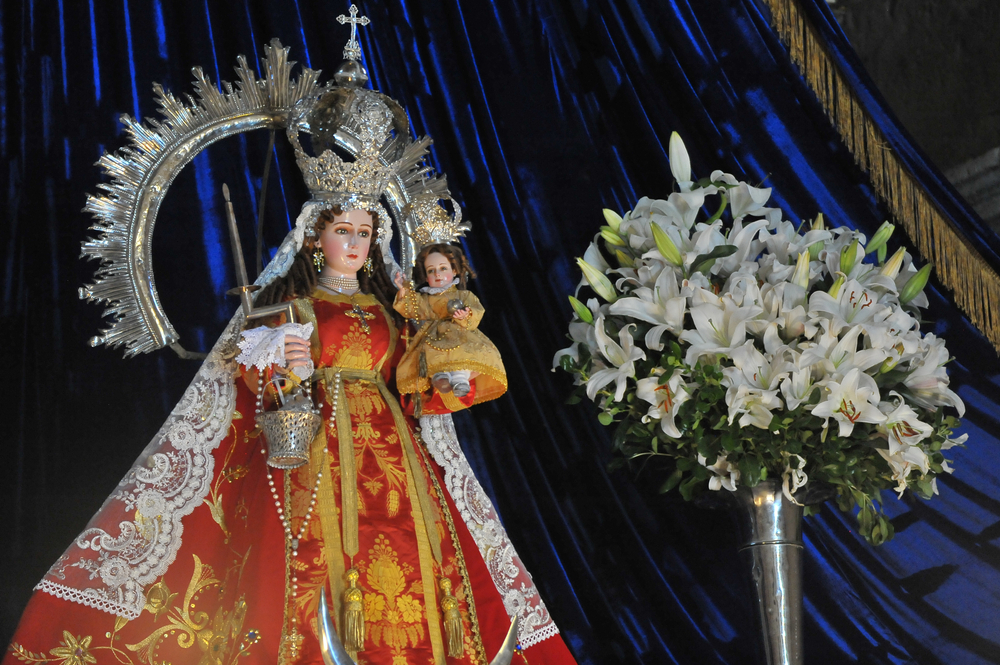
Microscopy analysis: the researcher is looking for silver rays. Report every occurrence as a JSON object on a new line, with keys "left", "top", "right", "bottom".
{"left": 80, "top": 39, "right": 321, "bottom": 355}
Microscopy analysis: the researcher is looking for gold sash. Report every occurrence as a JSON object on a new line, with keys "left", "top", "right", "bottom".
{"left": 313, "top": 366, "right": 447, "bottom": 664}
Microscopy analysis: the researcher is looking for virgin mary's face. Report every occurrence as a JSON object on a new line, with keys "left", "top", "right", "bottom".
{"left": 318, "top": 209, "right": 373, "bottom": 278}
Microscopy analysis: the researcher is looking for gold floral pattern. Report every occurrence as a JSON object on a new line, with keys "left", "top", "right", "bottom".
{"left": 328, "top": 321, "right": 374, "bottom": 369}
{"left": 124, "top": 555, "right": 258, "bottom": 665}
{"left": 360, "top": 534, "right": 426, "bottom": 661}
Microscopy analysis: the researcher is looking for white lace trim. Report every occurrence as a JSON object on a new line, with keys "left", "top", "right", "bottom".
{"left": 37, "top": 318, "right": 241, "bottom": 618}
{"left": 419, "top": 414, "right": 560, "bottom": 649}
{"left": 419, "top": 277, "right": 460, "bottom": 294}
{"left": 237, "top": 321, "right": 315, "bottom": 381}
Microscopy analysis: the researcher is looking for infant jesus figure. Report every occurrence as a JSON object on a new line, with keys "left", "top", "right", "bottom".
{"left": 394, "top": 243, "right": 507, "bottom": 414}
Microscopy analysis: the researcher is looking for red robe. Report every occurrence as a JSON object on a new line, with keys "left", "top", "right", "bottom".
{"left": 5, "top": 290, "right": 576, "bottom": 665}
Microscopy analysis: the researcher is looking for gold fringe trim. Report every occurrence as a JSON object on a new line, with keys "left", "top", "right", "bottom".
{"left": 763, "top": 0, "right": 1000, "bottom": 352}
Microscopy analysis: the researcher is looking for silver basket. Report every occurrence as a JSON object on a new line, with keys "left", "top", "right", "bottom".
{"left": 257, "top": 379, "right": 322, "bottom": 469}
{"left": 257, "top": 409, "right": 322, "bottom": 469}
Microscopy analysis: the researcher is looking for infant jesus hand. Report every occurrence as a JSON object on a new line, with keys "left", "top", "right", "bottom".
{"left": 451, "top": 307, "right": 473, "bottom": 321}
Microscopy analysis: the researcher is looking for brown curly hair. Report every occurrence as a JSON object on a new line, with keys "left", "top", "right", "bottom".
{"left": 413, "top": 243, "right": 476, "bottom": 289}
{"left": 255, "top": 207, "right": 400, "bottom": 324}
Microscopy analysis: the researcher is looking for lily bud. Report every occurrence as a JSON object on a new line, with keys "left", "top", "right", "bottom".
{"left": 880, "top": 247, "right": 906, "bottom": 279}
{"left": 669, "top": 131, "right": 692, "bottom": 185}
{"left": 568, "top": 295, "right": 594, "bottom": 323}
{"left": 877, "top": 243, "right": 887, "bottom": 264}
{"left": 576, "top": 257, "right": 618, "bottom": 303}
{"left": 839, "top": 238, "right": 859, "bottom": 275}
{"left": 615, "top": 249, "right": 635, "bottom": 268}
{"left": 650, "top": 222, "right": 684, "bottom": 266}
{"left": 602, "top": 208, "right": 623, "bottom": 232}
{"left": 828, "top": 273, "right": 846, "bottom": 299}
{"left": 808, "top": 214, "right": 826, "bottom": 259}
{"left": 791, "top": 252, "right": 811, "bottom": 289}
{"left": 900, "top": 263, "right": 932, "bottom": 304}
{"left": 864, "top": 221, "right": 894, "bottom": 255}
{"left": 600, "top": 226, "right": 626, "bottom": 247}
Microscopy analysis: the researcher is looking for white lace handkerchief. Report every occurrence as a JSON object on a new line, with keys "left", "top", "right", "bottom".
{"left": 236, "top": 322, "right": 315, "bottom": 381}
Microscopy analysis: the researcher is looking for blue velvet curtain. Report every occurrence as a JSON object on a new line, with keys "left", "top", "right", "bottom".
{"left": 3, "top": 1, "right": 999, "bottom": 663}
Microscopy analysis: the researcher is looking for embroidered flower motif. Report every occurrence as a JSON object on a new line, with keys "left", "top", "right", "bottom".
{"left": 49, "top": 632, "right": 96, "bottom": 665}
{"left": 98, "top": 555, "right": 131, "bottom": 588}
{"left": 364, "top": 593, "right": 386, "bottom": 622}
{"left": 136, "top": 491, "right": 167, "bottom": 520}
{"left": 397, "top": 594, "right": 423, "bottom": 623}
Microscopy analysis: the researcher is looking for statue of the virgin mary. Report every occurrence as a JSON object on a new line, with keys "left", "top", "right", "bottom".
{"left": 3, "top": 22, "right": 577, "bottom": 665}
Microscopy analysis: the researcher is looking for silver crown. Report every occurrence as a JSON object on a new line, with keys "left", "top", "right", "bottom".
{"left": 287, "top": 91, "right": 402, "bottom": 211}
{"left": 409, "top": 194, "right": 470, "bottom": 247}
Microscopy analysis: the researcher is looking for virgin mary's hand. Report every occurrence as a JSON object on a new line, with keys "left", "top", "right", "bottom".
{"left": 283, "top": 335, "right": 311, "bottom": 371}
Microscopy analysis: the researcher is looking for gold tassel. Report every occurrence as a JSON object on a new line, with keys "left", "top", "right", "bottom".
{"left": 343, "top": 568, "right": 365, "bottom": 653}
{"left": 761, "top": 0, "right": 1000, "bottom": 353}
{"left": 439, "top": 577, "right": 465, "bottom": 658}
{"left": 418, "top": 349, "right": 428, "bottom": 378}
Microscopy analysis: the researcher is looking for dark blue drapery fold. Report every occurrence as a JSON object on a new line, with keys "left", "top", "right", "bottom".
{"left": 3, "top": 1, "right": 999, "bottom": 663}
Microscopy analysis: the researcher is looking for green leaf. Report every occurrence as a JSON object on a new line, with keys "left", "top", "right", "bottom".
{"left": 679, "top": 476, "right": 702, "bottom": 501}
{"left": 613, "top": 419, "right": 630, "bottom": 449}
{"left": 676, "top": 457, "right": 696, "bottom": 472}
{"left": 559, "top": 355, "right": 576, "bottom": 373}
{"left": 660, "top": 469, "right": 684, "bottom": 494}
{"left": 738, "top": 457, "right": 761, "bottom": 487}
{"left": 690, "top": 245, "right": 738, "bottom": 276}
{"left": 564, "top": 394, "right": 581, "bottom": 405}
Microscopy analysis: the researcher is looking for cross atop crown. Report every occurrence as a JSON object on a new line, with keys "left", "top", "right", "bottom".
{"left": 337, "top": 4, "right": 370, "bottom": 61}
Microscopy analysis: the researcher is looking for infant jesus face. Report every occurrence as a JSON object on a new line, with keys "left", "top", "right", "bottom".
{"left": 424, "top": 252, "right": 456, "bottom": 288}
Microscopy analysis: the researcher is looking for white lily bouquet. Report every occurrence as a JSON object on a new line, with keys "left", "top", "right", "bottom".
{"left": 555, "top": 133, "right": 966, "bottom": 544}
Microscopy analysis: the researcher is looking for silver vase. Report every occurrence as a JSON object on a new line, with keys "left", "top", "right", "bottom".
{"left": 731, "top": 479, "right": 804, "bottom": 665}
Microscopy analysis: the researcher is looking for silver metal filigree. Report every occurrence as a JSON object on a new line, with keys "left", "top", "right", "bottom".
{"left": 81, "top": 39, "right": 460, "bottom": 356}
{"left": 409, "top": 194, "right": 470, "bottom": 247}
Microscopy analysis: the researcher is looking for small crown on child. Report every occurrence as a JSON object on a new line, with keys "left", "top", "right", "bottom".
{"left": 409, "top": 194, "right": 470, "bottom": 247}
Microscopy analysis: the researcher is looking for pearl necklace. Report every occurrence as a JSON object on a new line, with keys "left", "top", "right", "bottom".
{"left": 318, "top": 274, "right": 359, "bottom": 293}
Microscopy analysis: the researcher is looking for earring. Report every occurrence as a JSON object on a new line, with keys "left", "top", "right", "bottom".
{"left": 313, "top": 248, "right": 326, "bottom": 273}
{"left": 363, "top": 257, "right": 373, "bottom": 275}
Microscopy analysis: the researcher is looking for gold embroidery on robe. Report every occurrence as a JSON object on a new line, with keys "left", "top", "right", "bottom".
{"left": 360, "top": 534, "right": 426, "bottom": 663}
{"left": 9, "top": 557, "right": 260, "bottom": 665}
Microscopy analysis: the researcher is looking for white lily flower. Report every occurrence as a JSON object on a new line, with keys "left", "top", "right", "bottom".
{"left": 866, "top": 307, "right": 919, "bottom": 357}
{"left": 608, "top": 266, "right": 687, "bottom": 350}
{"left": 902, "top": 334, "right": 965, "bottom": 416}
{"left": 941, "top": 432, "right": 968, "bottom": 450}
{"left": 781, "top": 365, "right": 818, "bottom": 411}
{"left": 723, "top": 341, "right": 790, "bottom": 430}
{"left": 729, "top": 182, "right": 773, "bottom": 220}
{"left": 708, "top": 169, "right": 739, "bottom": 187}
{"left": 585, "top": 317, "right": 646, "bottom": 401}
{"left": 808, "top": 279, "right": 889, "bottom": 335}
{"left": 680, "top": 295, "right": 763, "bottom": 365}
{"left": 878, "top": 446, "right": 932, "bottom": 498}
{"left": 698, "top": 453, "right": 740, "bottom": 491}
{"left": 811, "top": 367, "right": 886, "bottom": 437}
{"left": 878, "top": 392, "right": 933, "bottom": 455}
{"left": 725, "top": 340, "right": 793, "bottom": 391}
{"left": 636, "top": 369, "right": 693, "bottom": 438}
{"left": 716, "top": 218, "right": 769, "bottom": 276}
{"left": 726, "top": 384, "right": 785, "bottom": 429}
